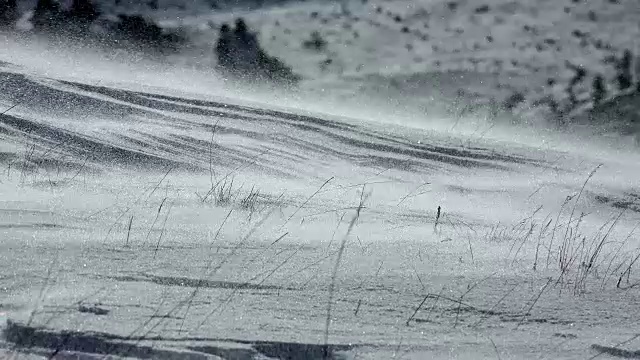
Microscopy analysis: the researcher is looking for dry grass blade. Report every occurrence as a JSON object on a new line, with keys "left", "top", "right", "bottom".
{"left": 208, "top": 119, "right": 220, "bottom": 188}
{"left": 153, "top": 202, "right": 172, "bottom": 258}
{"left": 559, "top": 164, "right": 602, "bottom": 268}
{"left": 324, "top": 185, "right": 369, "bottom": 356}
{"left": 26, "top": 254, "right": 58, "bottom": 327}
{"left": 177, "top": 208, "right": 233, "bottom": 334}
{"left": 489, "top": 337, "right": 502, "bottom": 360}
{"left": 193, "top": 208, "right": 277, "bottom": 332}
{"left": 144, "top": 197, "right": 167, "bottom": 246}
{"left": 533, "top": 216, "right": 553, "bottom": 271}
{"left": 397, "top": 181, "right": 431, "bottom": 206}
{"left": 589, "top": 334, "right": 640, "bottom": 360}
{"left": 327, "top": 212, "right": 346, "bottom": 250}
{"left": 574, "top": 210, "right": 624, "bottom": 293}
{"left": 472, "top": 282, "right": 520, "bottom": 328}
{"left": 516, "top": 277, "right": 552, "bottom": 330}
{"left": 406, "top": 295, "right": 429, "bottom": 326}
{"left": 602, "top": 222, "right": 639, "bottom": 289}
{"left": 146, "top": 166, "right": 173, "bottom": 201}
{"left": 453, "top": 273, "right": 496, "bottom": 328}
{"left": 617, "top": 252, "right": 640, "bottom": 289}
{"left": 284, "top": 176, "right": 334, "bottom": 227}
{"left": 547, "top": 196, "right": 572, "bottom": 269}
{"left": 1, "top": 103, "right": 19, "bottom": 115}
{"left": 124, "top": 215, "right": 134, "bottom": 247}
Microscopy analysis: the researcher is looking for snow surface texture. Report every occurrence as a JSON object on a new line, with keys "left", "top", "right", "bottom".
{"left": 1, "top": 8, "right": 640, "bottom": 360}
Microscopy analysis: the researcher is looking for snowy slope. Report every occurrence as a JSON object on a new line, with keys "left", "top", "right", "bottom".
{"left": 10, "top": 0, "right": 640, "bottom": 130}
{"left": 129, "top": 0, "right": 640, "bottom": 124}
{"left": 1, "top": 32, "right": 640, "bottom": 359}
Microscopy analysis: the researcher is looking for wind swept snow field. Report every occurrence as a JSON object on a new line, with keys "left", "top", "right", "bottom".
{"left": 2, "top": 39, "right": 640, "bottom": 359}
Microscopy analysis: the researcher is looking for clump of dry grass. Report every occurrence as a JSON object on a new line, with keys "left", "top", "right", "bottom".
{"left": 212, "top": 176, "right": 236, "bottom": 206}
{"left": 239, "top": 185, "right": 261, "bottom": 212}
{"left": 197, "top": 174, "right": 267, "bottom": 218}
{"left": 477, "top": 164, "right": 640, "bottom": 294}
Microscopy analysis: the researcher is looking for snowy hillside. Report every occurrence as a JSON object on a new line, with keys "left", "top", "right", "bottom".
{"left": 4, "top": 0, "right": 639, "bottom": 132}
{"left": 147, "top": 0, "right": 640, "bottom": 124}
{"left": 2, "top": 29, "right": 640, "bottom": 359}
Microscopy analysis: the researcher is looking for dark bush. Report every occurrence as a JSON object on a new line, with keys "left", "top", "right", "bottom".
{"left": 565, "top": 60, "right": 587, "bottom": 107}
{"left": 32, "top": 0, "right": 66, "bottom": 32}
{"left": 572, "top": 29, "right": 586, "bottom": 38}
{"left": 474, "top": 5, "right": 490, "bottom": 14}
{"left": 302, "top": 31, "right": 327, "bottom": 51}
{"left": 592, "top": 74, "right": 606, "bottom": 105}
{"left": 115, "top": 14, "right": 185, "bottom": 54}
{"left": 68, "top": 0, "right": 99, "bottom": 23}
{"left": 0, "top": 0, "right": 18, "bottom": 29}
{"left": 63, "top": 0, "right": 101, "bottom": 34}
{"left": 503, "top": 92, "right": 525, "bottom": 110}
{"left": 616, "top": 49, "right": 633, "bottom": 91}
{"left": 215, "top": 18, "right": 300, "bottom": 85}
{"left": 28, "top": 0, "right": 184, "bottom": 55}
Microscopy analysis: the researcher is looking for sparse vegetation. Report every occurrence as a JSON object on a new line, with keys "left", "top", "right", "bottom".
{"left": 24, "top": 0, "right": 187, "bottom": 54}
{"left": 0, "top": 0, "right": 18, "bottom": 29}
{"left": 215, "top": 18, "right": 300, "bottom": 85}
{"left": 302, "top": 31, "right": 327, "bottom": 51}
{"left": 114, "top": 14, "right": 186, "bottom": 54}
{"left": 474, "top": 5, "right": 490, "bottom": 14}
{"left": 502, "top": 92, "right": 525, "bottom": 111}
{"left": 68, "top": 0, "right": 100, "bottom": 24}
{"left": 564, "top": 60, "right": 588, "bottom": 111}
{"left": 32, "top": 0, "right": 66, "bottom": 33}
{"left": 592, "top": 74, "right": 606, "bottom": 105}
{"left": 616, "top": 49, "right": 633, "bottom": 91}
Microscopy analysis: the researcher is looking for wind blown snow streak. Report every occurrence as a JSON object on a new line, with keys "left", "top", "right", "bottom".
{"left": 0, "top": 63, "right": 543, "bottom": 177}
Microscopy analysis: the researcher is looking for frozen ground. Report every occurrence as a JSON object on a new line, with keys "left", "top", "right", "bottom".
{"left": 1, "top": 34, "right": 640, "bottom": 359}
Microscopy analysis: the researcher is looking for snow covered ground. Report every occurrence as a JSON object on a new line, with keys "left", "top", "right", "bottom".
{"left": 1, "top": 13, "right": 640, "bottom": 360}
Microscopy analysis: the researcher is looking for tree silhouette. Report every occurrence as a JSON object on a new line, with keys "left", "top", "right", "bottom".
{"left": 214, "top": 18, "right": 300, "bottom": 85}
{"left": 32, "top": 0, "right": 66, "bottom": 32}
{"left": 68, "top": 0, "right": 99, "bottom": 24}
{"left": 116, "top": 14, "right": 185, "bottom": 54}
{"left": 592, "top": 74, "right": 606, "bottom": 106}
{"left": 616, "top": 49, "right": 633, "bottom": 91}
{"left": 565, "top": 60, "right": 587, "bottom": 108}
{"left": 215, "top": 23, "right": 234, "bottom": 69}
{"left": 0, "top": 0, "right": 18, "bottom": 29}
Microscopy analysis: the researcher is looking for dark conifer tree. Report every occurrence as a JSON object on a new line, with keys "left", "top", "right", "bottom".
{"left": 0, "top": 0, "right": 18, "bottom": 29}
{"left": 68, "top": 0, "right": 99, "bottom": 24}
{"left": 592, "top": 74, "right": 606, "bottom": 106}
{"left": 616, "top": 49, "right": 633, "bottom": 91}
{"left": 32, "top": 0, "right": 66, "bottom": 32}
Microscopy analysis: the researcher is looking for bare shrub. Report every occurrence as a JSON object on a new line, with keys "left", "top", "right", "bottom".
{"left": 303, "top": 31, "right": 327, "bottom": 51}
